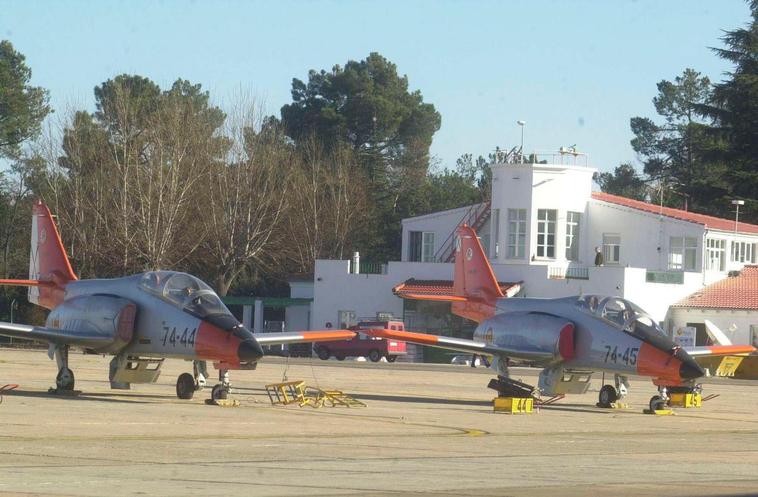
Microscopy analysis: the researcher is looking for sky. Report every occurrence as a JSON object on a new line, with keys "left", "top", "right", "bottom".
{"left": 0, "top": 0, "right": 752, "bottom": 174}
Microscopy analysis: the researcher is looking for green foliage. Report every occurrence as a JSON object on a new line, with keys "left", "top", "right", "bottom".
{"left": 695, "top": 1, "right": 758, "bottom": 222}
{"left": 280, "top": 53, "right": 441, "bottom": 261}
{"left": 630, "top": 68, "right": 730, "bottom": 212}
{"left": 593, "top": 163, "right": 648, "bottom": 201}
{"left": 0, "top": 40, "right": 51, "bottom": 158}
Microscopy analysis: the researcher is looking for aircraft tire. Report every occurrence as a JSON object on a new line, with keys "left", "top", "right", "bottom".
{"left": 176, "top": 373, "right": 195, "bottom": 400}
{"left": 368, "top": 349, "right": 382, "bottom": 362}
{"left": 598, "top": 385, "right": 618, "bottom": 407}
{"left": 386, "top": 355, "right": 397, "bottom": 363}
{"left": 56, "top": 367, "right": 75, "bottom": 391}
{"left": 649, "top": 395, "right": 666, "bottom": 411}
{"left": 212, "top": 384, "right": 229, "bottom": 400}
{"left": 335, "top": 355, "right": 346, "bottom": 361}
{"left": 317, "top": 347, "right": 330, "bottom": 360}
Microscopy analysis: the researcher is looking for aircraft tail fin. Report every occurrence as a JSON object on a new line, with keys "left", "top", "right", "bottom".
{"left": 452, "top": 225, "right": 504, "bottom": 301}
{"left": 0, "top": 201, "right": 78, "bottom": 308}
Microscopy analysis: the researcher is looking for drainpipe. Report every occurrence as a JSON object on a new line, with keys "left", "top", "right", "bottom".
{"left": 702, "top": 229, "right": 708, "bottom": 286}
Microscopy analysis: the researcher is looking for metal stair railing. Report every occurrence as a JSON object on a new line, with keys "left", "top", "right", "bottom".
{"left": 433, "top": 201, "right": 491, "bottom": 263}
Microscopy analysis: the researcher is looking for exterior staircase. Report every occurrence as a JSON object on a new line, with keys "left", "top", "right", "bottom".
{"left": 434, "top": 201, "right": 491, "bottom": 263}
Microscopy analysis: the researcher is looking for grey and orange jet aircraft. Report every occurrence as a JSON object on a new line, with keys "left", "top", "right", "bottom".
{"left": 0, "top": 201, "right": 355, "bottom": 401}
{"left": 364, "top": 225, "right": 755, "bottom": 410}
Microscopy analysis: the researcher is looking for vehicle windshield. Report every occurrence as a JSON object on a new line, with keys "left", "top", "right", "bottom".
{"left": 138, "top": 271, "right": 232, "bottom": 318}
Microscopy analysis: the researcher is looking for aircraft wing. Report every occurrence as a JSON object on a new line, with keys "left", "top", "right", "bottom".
{"left": 361, "top": 328, "right": 554, "bottom": 361}
{"left": 683, "top": 344, "right": 757, "bottom": 379}
{"left": 254, "top": 330, "right": 356, "bottom": 346}
{"left": 0, "top": 321, "right": 115, "bottom": 348}
{"left": 683, "top": 345, "right": 756, "bottom": 357}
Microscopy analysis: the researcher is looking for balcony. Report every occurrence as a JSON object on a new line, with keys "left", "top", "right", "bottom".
{"left": 548, "top": 266, "right": 590, "bottom": 280}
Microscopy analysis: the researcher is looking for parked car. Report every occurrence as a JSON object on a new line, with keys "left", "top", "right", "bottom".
{"left": 314, "top": 320, "right": 407, "bottom": 362}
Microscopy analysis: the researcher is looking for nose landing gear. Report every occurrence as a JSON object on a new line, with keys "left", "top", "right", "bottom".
{"left": 206, "top": 368, "right": 239, "bottom": 406}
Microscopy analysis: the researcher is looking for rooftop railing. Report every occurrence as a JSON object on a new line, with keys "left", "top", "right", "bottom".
{"left": 645, "top": 270, "right": 684, "bottom": 284}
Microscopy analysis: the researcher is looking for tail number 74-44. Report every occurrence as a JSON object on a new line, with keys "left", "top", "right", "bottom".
{"left": 162, "top": 326, "right": 197, "bottom": 348}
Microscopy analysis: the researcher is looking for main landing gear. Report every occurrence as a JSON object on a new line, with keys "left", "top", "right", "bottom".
{"left": 175, "top": 360, "right": 208, "bottom": 400}
{"left": 597, "top": 374, "right": 629, "bottom": 408}
{"left": 49, "top": 345, "right": 77, "bottom": 395}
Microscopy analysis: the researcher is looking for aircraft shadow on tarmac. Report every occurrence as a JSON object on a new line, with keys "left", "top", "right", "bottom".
{"left": 350, "top": 392, "right": 618, "bottom": 415}
{"left": 5, "top": 389, "right": 160, "bottom": 404}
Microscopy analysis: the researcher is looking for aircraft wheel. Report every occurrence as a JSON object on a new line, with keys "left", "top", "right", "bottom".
{"left": 211, "top": 383, "right": 229, "bottom": 401}
{"left": 176, "top": 373, "right": 195, "bottom": 400}
{"left": 649, "top": 395, "right": 666, "bottom": 411}
{"left": 386, "top": 355, "right": 397, "bottom": 363}
{"left": 335, "top": 355, "right": 346, "bottom": 361}
{"left": 56, "top": 367, "right": 75, "bottom": 391}
{"left": 317, "top": 347, "right": 330, "bottom": 361}
{"left": 598, "top": 385, "right": 618, "bottom": 408}
{"left": 368, "top": 349, "right": 382, "bottom": 362}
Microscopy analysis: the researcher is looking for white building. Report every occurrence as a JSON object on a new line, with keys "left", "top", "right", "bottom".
{"left": 666, "top": 265, "right": 758, "bottom": 347}
{"left": 299, "top": 152, "right": 758, "bottom": 354}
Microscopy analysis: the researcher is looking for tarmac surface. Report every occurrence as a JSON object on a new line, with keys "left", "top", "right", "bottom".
{"left": 1, "top": 348, "right": 758, "bottom": 497}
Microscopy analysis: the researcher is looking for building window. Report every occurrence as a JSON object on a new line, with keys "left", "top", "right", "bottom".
{"left": 706, "top": 238, "right": 726, "bottom": 271}
{"left": 408, "top": 231, "right": 422, "bottom": 262}
{"left": 536, "top": 209, "right": 556, "bottom": 258}
{"left": 409, "top": 231, "right": 435, "bottom": 262}
{"left": 603, "top": 233, "right": 621, "bottom": 264}
{"left": 422, "top": 232, "right": 435, "bottom": 262}
{"left": 338, "top": 310, "right": 356, "bottom": 328}
{"left": 565, "top": 211, "right": 581, "bottom": 261}
{"left": 507, "top": 209, "right": 527, "bottom": 259}
{"left": 669, "top": 237, "right": 697, "bottom": 271}
{"left": 751, "top": 325, "right": 758, "bottom": 349}
{"left": 731, "top": 241, "right": 756, "bottom": 263}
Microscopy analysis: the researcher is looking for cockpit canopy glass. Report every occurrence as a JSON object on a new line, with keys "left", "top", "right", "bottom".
{"left": 575, "top": 295, "right": 664, "bottom": 336}
{"left": 138, "top": 271, "right": 232, "bottom": 319}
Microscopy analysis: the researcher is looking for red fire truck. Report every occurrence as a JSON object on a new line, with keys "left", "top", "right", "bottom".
{"left": 313, "top": 319, "right": 407, "bottom": 362}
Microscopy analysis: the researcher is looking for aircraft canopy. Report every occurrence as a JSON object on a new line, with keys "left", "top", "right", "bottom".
{"left": 138, "top": 271, "right": 231, "bottom": 319}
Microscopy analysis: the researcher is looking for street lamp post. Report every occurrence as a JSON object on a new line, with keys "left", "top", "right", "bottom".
{"left": 732, "top": 199, "right": 744, "bottom": 234}
{"left": 517, "top": 120, "right": 525, "bottom": 163}
{"left": 732, "top": 199, "right": 745, "bottom": 264}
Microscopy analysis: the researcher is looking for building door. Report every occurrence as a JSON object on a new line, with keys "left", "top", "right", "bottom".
{"left": 687, "top": 322, "right": 709, "bottom": 346}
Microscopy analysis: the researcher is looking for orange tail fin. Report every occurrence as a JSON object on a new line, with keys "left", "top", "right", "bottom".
{"left": 0, "top": 201, "right": 77, "bottom": 309}
{"left": 450, "top": 225, "right": 503, "bottom": 322}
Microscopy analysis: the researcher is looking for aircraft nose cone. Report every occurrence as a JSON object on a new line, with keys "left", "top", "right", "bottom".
{"left": 238, "top": 339, "right": 264, "bottom": 363}
{"left": 679, "top": 357, "right": 705, "bottom": 380}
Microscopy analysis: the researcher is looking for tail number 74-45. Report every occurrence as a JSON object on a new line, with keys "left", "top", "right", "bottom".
{"left": 604, "top": 345, "right": 638, "bottom": 365}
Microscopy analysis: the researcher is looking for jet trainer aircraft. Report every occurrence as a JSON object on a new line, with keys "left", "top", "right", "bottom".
{"left": 0, "top": 201, "right": 355, "bottom": 401}
{"left": 364, "top": 225, "right": 755, "bottom": 410}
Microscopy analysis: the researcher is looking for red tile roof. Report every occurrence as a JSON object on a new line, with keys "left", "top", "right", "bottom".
{"left": 672, "top": 266, "right": 758, "bottom": 310}
{"left": 393, "top": 279, "right": 521, "bottom": 298}
{"left": 591, "top": 192, "right": 758, "bottom": 234}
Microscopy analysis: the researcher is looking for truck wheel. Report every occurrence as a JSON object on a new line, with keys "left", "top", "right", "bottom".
{"left": 386, "top": 355, "right": 397, "bottom": 363}
{"left": 317, "top": 347, "right": 330, "bottom": 360}
{"left": 368, "top": 349, "right": 381, "bottom": 362}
